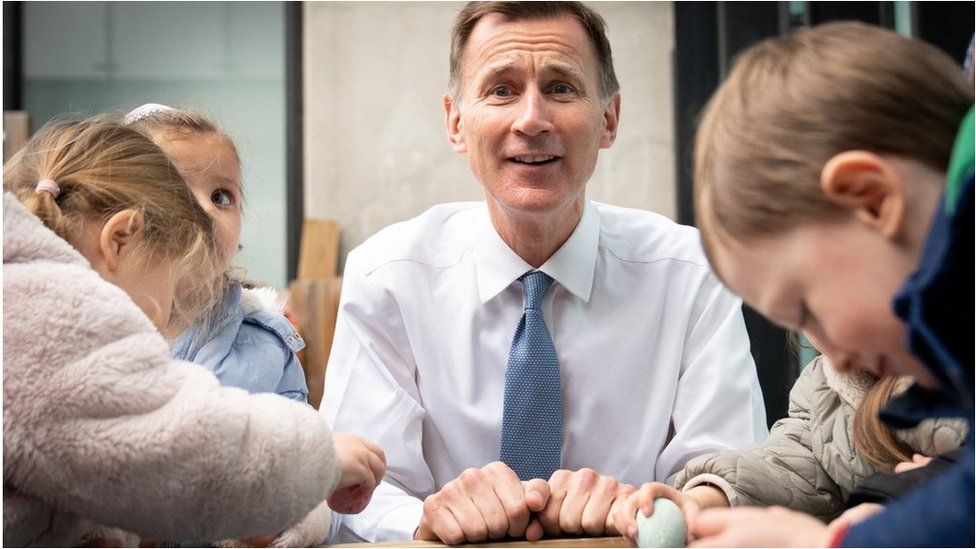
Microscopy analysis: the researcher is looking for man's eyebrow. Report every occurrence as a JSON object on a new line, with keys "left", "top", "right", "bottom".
{"left": 476, "top": 62, "right": 520, "bottom": 86}
{"left": 541, "top": 63, "right": 585, "bottom": 83}
{"left": 474, "top": 62, "right": 586, "bottom": 86}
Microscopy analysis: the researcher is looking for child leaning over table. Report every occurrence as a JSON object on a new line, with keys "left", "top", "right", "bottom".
{"left": 617, "top": 22, "right": 973, "bottom": 547}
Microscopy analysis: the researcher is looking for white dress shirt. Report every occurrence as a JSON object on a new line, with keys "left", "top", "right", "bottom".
{"left": 321, "top": 200, "right": 768, "bottom": 542}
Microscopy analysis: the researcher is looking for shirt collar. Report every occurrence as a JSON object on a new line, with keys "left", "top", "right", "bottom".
{"left": 474, "top": 201, "right": 599, "bottom": 304}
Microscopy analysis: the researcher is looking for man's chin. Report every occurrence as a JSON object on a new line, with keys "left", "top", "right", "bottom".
{"left": 488, "top": 188, "right": 584, "bottom": 218}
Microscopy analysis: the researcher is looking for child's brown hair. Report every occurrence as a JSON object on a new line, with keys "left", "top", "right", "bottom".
{"left": 853, "top": 375, "right": 914, "bottom": 471}
{"left": 693, "top": 22, "right": 972, "bottom": 250}
{"left": 696, "top": 22, "right": 973, "bottom": 472}
{"left": 3, "top": 118, "right": 222, "bottom": 334}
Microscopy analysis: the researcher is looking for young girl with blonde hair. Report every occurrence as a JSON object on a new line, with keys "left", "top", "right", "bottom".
{"left": 3, "top": 119, "right": 385, "bottom": 547}
{"left": 616, "top": 21, "right": 972, "bottom": 547}
{"left": 125, "top": 104, "right": 350, "bottom": 545}
{"left": 123, "top": 103, "right": 311, "bottom": 404}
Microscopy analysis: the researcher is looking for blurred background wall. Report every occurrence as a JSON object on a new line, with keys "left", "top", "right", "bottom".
{"left": 13, "top": 1, "right": 290, "bottom": 287}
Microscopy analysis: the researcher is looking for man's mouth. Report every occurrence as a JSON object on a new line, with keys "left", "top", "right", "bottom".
{"left": 508, "top": 155, "right": 560, "bottom": 166}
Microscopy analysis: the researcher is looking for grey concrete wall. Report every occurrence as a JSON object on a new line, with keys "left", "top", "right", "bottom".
{"left": 304, "top": 2, "right": 675, "bottom": 269}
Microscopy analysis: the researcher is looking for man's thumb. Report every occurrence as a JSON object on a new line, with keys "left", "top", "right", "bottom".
{"left": 523, "top": 479, "right": 551, "bottom": 512}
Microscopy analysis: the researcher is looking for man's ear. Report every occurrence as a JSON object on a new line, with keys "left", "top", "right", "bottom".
{"left": 820, "top": 151, "right": 905, "bottom": 239}
{"left": 98, "top": 209, "right": 145, "bottom": 272}
{"left": 599, "top": 92, "right": 621, "bottom": 149}
{"left": 444, "top": 93, "right": 467, "bottom": 154}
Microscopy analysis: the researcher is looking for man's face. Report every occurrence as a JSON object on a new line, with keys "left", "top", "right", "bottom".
{"left": 446, "top": 13, "right": 620, "bottom": 219}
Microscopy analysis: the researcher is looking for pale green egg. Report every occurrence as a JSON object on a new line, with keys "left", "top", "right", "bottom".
{"left": 636, "top": 497, "right": 687, "bottom": 548}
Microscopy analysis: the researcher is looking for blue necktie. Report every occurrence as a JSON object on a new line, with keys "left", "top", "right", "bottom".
{"left": 499, "top": 271, "right": 562, "bottom": 480}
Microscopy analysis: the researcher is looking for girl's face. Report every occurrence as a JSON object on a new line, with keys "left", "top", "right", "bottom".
{"left": 707, "top": 217, "right": 938, "bottom": 388}
{"left": 160, "top": 133, "right": 242, "bottom": 272}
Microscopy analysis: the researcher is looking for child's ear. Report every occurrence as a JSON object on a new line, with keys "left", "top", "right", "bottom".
{"left": 98, "top": 209, "right": 145, "bottom": 272}
{"left": 444, "top": 93, "right": 467, "bottom": 154}
{"left": 820, "top": 151, "right": 905, "bottom": 239}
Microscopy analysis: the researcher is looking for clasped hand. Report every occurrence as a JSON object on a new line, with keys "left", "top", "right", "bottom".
{"left": 416, "top": 462, "right": 635, "bottom": 544}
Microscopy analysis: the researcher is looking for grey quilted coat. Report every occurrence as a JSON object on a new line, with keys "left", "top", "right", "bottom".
{"left": 673, "top": 356, "right": 967, "bottom": 521}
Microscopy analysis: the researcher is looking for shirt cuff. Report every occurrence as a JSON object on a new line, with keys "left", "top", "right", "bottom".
{"left": 375, "top": 500, "right": 426, "bottom": 542}
{"left": 680, "top": 473, "right": 739, "bottom": 507}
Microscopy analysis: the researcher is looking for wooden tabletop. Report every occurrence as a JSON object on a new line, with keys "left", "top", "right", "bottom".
{"left": 329, "top": 536, "right": 631, "bottom": 548}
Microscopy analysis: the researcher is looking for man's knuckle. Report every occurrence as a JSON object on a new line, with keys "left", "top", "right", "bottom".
{"left": 560, "top": 516, "right": 581, "bottom": 534}
{"left": 581, "top": 516, "right": 601, "bottom": 534}
{"left": 468, "top": 524, "right": 488, "bottom": 542}
{"left": 550, "top": 469, "right": 569, "bottom": 483}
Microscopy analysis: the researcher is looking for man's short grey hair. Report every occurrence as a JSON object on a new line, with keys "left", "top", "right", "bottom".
{"left": 448, "top": 2, "right": 620, "bottom": 104}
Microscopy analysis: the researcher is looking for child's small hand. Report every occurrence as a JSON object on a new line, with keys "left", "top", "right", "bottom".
{"left": 829, "top": 502, "right": 885, "bottom": 528}
{"left": 329, "top": 433, "right": 386, "bottom": 514}
{"left": 613, "top": 482, "right": 704, "bottom": 544}
{"left": 894, "top": 453, "right": 932, "bottom": 473}
{"left": 689, "top": 506, "right": 832, "bottom": 547}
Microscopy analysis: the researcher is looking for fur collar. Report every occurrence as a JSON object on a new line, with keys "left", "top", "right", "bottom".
{"left": 819, "top": 355, "right": 911, "bottom": 408}
{"left": 240, "top": 286, "right": 285, "bottom": 316}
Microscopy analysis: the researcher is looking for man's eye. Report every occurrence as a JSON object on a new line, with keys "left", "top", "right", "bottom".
{"left": 551, "top": 83, "right": 573, "bottom": 94}
{"left": 212, "top": 189, "right": 234, "bottom": 207}
{"left": 490, "top": 85, "right": 513, "bottom": 97}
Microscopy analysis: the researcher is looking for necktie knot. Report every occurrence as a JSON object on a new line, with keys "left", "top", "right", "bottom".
{"left": 520, "top": 271, "right": 554, "bottom": 311}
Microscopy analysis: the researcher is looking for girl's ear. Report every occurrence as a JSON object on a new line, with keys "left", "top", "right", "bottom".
{"left": 98, "top": 209, "right": 145, "bottom": 272}
{"left": 444, "top": 93, "right": 467, "bottom": 154}
{"left": 820, "top": 151, "right": 906, "bottom": 239}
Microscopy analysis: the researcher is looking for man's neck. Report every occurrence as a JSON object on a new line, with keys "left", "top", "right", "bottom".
{"left": 486, "top": 197, "right": 585, "bottom": 268}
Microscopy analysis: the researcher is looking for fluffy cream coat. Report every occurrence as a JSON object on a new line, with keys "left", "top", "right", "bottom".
{"left": 2, "top": 193, "right": 341, "bottom": 546}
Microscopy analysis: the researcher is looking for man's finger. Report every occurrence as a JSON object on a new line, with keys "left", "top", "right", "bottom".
{"left": 468, "top": 482, "right": 510, "bottom": 540}
{"left": 580, "top": 477, "right": 617, "bottom": 536}
{"left": 418, "top": 507, "right": 464, "bottom": 545}
{"left": 523, "top": 478, "right": 551, "bottom": 512}
{"left": 538, "top": 484, "right": 567, "bottom": 537}
{"left": 447, "top": 495, "right": 492, "bottom": 543}
{"left": 525, "top": 517, "right": 545, "bottom": 542}
{"left": 558, "top": 471, "right": 598, "bottom": 534}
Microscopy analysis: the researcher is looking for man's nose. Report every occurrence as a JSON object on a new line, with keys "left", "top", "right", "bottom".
{"left": 511, "top": 88, "right": 554, "bottom": 137}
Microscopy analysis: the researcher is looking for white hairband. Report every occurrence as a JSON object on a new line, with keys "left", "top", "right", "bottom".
{"left": 123, "top": 103, "right": 175, "bottom": 125}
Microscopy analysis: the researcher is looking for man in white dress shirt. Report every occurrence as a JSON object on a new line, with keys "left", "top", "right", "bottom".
{"left": 321, "top": 2, "right": 767, "bottom": 544}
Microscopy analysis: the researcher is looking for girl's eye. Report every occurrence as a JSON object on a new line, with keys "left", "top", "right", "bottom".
{"left": 211, "top": 189, "right": 234, "bottom": 207}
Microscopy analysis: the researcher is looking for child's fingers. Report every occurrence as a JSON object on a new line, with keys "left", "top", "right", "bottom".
{"left": 688, "top": 507, "right": 734, "bottom": 539}
{"left": 611, "top": 490, "right": 640, "bottom": 541}
{"left": 368, "top": 449, "right": 386, "bottom": 485}
{"left": 638, "top": 482, "right": 674, "bottom": 516}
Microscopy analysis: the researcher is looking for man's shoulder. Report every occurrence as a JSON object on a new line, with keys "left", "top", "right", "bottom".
{"left": 346, "top": 202, "right": 482, "bottom": 277}
{"left": 593, "top": 202, "right": 708, "bottom": 268}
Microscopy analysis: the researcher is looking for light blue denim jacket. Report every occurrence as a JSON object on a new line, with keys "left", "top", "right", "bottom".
{"left": 171, "top": 282, "right": 309, "bottom": 404}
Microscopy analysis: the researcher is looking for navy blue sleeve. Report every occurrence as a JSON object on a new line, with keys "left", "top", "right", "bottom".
{"left": 841, "top": 441, "right": 974, "bottom": 548}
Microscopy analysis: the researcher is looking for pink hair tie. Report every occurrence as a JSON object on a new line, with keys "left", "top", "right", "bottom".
{"left": 35, "top": 179, "right": 60, "bottom": 198}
